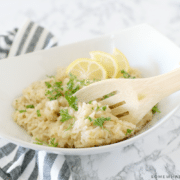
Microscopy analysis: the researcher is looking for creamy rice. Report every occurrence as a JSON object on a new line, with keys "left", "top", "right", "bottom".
{"left": 12, "top": 67, "right": 152, "bottom": 148}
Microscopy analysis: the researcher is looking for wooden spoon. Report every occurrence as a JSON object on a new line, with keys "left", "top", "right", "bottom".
{"left": 74, "top": 67, "right": 180, "bottom": 125}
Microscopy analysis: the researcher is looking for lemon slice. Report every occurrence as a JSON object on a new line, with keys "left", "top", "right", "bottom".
{"left": 66, "top": 58, "right": 107, "bottom": 80}
{"left": 113, "top": 48, "right": 130, "bottom": 78}
{"left": 90, "top": 51, "right": 119, "bottom": 78}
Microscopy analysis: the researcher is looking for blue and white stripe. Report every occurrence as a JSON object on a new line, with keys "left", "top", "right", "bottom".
{"left": 0, "top": 20, "right": 71, "bottom": 180}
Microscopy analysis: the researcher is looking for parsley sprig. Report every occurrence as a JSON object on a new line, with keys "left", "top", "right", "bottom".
{"left": 66, "top": 74, "right": 99, "bottom": 95}
{"left": 60, "top": 109, "right": 75, "bottom": 130}
{"left": 86, "top": 116, "right": 111, "bottom": 129}
{"left": 93, "top": 117, "right": 111, "bottom": 127}
{"left": 96, "top": 105, "right": 100, "bottom": 111}
{"left": 64, "top": 74, "right": 81, "bottom": 111}
{"left": 121, "top": 70, "right": 135, "bottom": 79}
{"left": 95, "top": 105, "right": 107, "bottom": 111}
{"left": 152, "top": 105, "right": 161, "bottom": 114}
{"left": 66, "top": 74, "right": 80, "bottom": 95}
{"left": 102, "top": 106, "right": 107, "bottom": 111}
{"left": 45, "top": 82, "right": 52, "bottom": 88}
{"left": 34, "top": 138, "right": 58, "bottom": 147}
{"left": 65, "top": 93, "right": 78, "bottom": 111}
{"left": 45, "top": 80, "right": 63, "bottom": 101}
{"left": 126, "top": 129, "right": 133, "bottom": 135}
{"left": 60, "top": 109, "right": 74, "bottom": 122}
{"left": 26, "top": 105, "right": 34, "bottom": 109}
{"left": 37, "top": 110, "right": 41, "bottom": 117}
{"left": 19, "top": 110, "right": 26, "bottom": 113}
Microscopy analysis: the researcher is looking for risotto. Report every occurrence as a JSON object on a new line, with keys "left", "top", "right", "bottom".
{"left": 12, "top": 67, "right": 154, "bottom": 148}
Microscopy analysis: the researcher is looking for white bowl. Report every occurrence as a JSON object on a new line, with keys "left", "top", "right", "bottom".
{"left": 0, "top": 24, "right": 180, "bottom": 155}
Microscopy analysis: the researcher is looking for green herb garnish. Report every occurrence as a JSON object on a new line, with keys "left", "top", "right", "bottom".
{"left": 66, "top": 73, "right": 80, "bottom": 95}
{"left": 49, "top": 138, "right": 58, "bottom": 147}
{"left": 88, "top": 101, "right": 92, "bottom": 104}
{"left": 121, "top": 70, "right": 135, "bottom": 79}
{"left": 19, "top": 110, "right": 26, "bottom": 113}
{"left": 26, "top": 105, "right": 34, "bottom": 109}
{"left": 126, "top": 129, "right": 133, "bottom": 135}
{"left": 152, "top": 105, "right": 161, "bottom": 114}
{"left": 102, "top": 106, "right": 107, "bottom": 111}
{"left": 45, "top": 82, "right": 52, "bottom": 88}
{"left": 93, "top": 117, "right": 111, "bottom": 128}
{"left": 34, "top": 138, "right": 58, "bottom": 147}
{"left": 45, "top": 80, "right": 63, "bottom": 101}
{"left": 86, "top": 116, "right": 111, "bottom": 128}
{"left": 37, "top": 110, "right": 41, "bottom": 117}
{"left": 65, "top": 93, "right": 78, "bottom": 111}
{"left": 88, "top": 116, "right": 93, "bottom": 122}
{"left": 33, "top": 138, "right": 44, "bottom": 145}
{"left": 96, "top": 105, "right": 100, "bottom": 111}
{"left": 60, "top": 109, "right": 73, "bottom": 122}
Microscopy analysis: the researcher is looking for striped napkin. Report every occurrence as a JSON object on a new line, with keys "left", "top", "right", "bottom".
{"left": 0, "top": 19, "right": 71, "bottom": 180}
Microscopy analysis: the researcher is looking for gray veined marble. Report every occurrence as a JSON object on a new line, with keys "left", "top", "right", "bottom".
{"left": 1, "top": 0, "right": 180, "bottom": 179}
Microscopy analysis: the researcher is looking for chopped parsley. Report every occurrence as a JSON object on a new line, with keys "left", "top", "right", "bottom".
{"left": 59, "top": 109, "right": 75, "bottom": 130}
{"left": 66, "top": 74, "right": 98, "bottom": 95}
{"left": 37, "top": 110, "right": 41, "bottom": 117}
{"left": 60, "top": 109, "right": 73, "bottom": 122}
{"left": 26, "top": 105, "right": 34, "bottom": 109}
{"left": 152, "top": 105, "right": 161, "bottom": 114}
{"left": 88, "top": 101, "right": 92, "bottom": 104}
{"left": 126, "top": 129, "right": 133, "bottom": 135}
{"left": 19, "top": 110, "right": 26, "bottom": 113}
{"left": 87, "top": 116, "right": 93, "bottom": 122}
{"left": 95, "top": 105, "right": 107, "bottom": 111}
{"left": 96, "top": 105, "right": 100, "bottom": 111}
{"left": 64, "top": 74, "right": 82, "bottom": 111}
{"left": 45, "top": 80, "right": 63, "bottom": 101}
{"left": 121, "top": 70, "right": 135, "bottom": 79}
{"left": 49, "top": 138, "right": 58, "bottom": 147}
{"left": 93, "top": 117, "right": 111, "bottom": 127}
{"left": 65, "top": 93, "right": 78, "bottom": 111}
{"left": 44, "top": 73, "right": 101, "bottom": 112}
{"left": 34, "top": 138, "right": 58, "bottom": 147}
{"left": 102, "top": 106, "right": 107, "bottom": 111}
{"left": 74, "top": 75, "right": 99, "bottom": 87}
{"left": 66, "top": 73, "right": 80, "bottom": 95}
{"left": 45, "top": 82, "right": 52, "bottom": 88}
{"left": 86, "top": 116, "right": 111, "bottom": 129}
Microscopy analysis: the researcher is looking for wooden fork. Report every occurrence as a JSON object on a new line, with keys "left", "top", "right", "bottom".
{"left": 74, "top": 67, "right": 180, "bottom": 125}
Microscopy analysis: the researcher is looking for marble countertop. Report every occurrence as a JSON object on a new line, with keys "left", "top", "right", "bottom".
{"left": 1, "top": 0, "right": 180, "bottom": 179}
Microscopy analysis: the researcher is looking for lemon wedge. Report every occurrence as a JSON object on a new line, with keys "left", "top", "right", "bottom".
{"left": 89, "top": 51, "right": 119, "bottom": 78}
{"left": 66, "top": 58, "right": 107, "bottom": 80}
{"left": 113, "top": 48, "right": 130, "bottom": 78}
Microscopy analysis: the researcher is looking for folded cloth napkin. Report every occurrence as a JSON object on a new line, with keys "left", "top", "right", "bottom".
{"left": 0, "top": 19, "right": 71, "bottom": 180}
